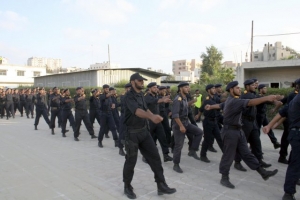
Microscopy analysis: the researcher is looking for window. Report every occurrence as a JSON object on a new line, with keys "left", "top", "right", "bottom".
{"left": 17, "top": 70, "right": 25, "bottom": 76}
{"left": 33, "top": 71, "right": 41, "bottom": 77}
{"left": 254, "top": 55, "right": 258, "bottom": 59}
{"left": 0, "top": 70, "right": 7, "bottom": 75}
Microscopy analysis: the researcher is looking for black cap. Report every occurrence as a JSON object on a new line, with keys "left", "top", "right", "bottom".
{"left": 63, "top": 88, "right": 69, "bottom": 93}
{"left": 295, "top": 78, "right": 300, "bottom": 85}
{"left": 39, "top": 87, "right": 45, "bottom": 90}
{"left": 178, "top": 82, "right": 189, "bottom": 88}
{"left": 166, "top": 86, "right": 170, "bottom": 89}
{"left": 103, "top": 84, "right": 109, "bottom": 89}
{"left": 130, "top": 73, "right": 147, "bottom": 81}
{"left": 124, "top": 83, "right": 131, "bottom": 88}
{"left": 147, "top": 82, "right": 157, "bottom": 88}
{"left": 109, "top": 87, "right": 115, "bottom": 91}
{"left": 258, "top": 84, "right": 266, "bottom": 90}
{"left": 252, "top": 78, "right": 258, "bottom": 82}
{"left": 244, "top": 79, "right": 254, "bottom": 86}
{"left": 52, "top": 86, "right": 58, "bottom": 90}
{"left": 206, "top": 84, "right": 215, "bottom": 91}
{"left": 158, "top": 86, "right": 166, "bottom": 90}
{"left": 215, "top": 83, "right": 222, "bottom": 88}
{"left": 76, "top": 87, "right": 82, "bottom": 91}
{"left": 226, "top": 81, "right": 239, "bottom": 92}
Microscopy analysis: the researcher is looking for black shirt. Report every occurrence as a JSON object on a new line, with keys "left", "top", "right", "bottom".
{"left": 74, "top": 94, "right": 87, "bottom": 110}
{"left": 241, "top": 91, "right": 257, "bottom": 119}
{"left": 99, "top": 93, "right": 112, "bottom": 112}
{"left": 36, "top": 93, "right": 47, "bottom": 107}
{"left": 50, "top": 93, "right": 61, "bottom": 107}
{"left": 158, "top": 95, "right": 166, "bottom": 114}
{"left": 120, "top": 94, "right": 126, "bottom": 114}
{"left": 89, "top": 96, "right": 101, "bottom": 110}
{"left": 199, "top": 95, "right": 217, "bottom": 119}
{"left": 6, "top": 94, "right": 13, "bottom": 102}
{"left": 124, "top": 88, "right": 148, "bottom": 128}
{"left": 20, "top": 94, "right": 26, "bottom": 101}
{"left": 61, "top": 96, "right": 73, "bottom": 110}
{"left": 13, "top": 94, "right": 20, "bottom": 103}
{"left": 172, "top": 93, "right": 189, "bottom": 126}
{"left": 26, "top": 94, "right": 34, "bottom": 103}
{"left": 288, "top": 94, "right": 300, "bottom": 128}
{"left": 144, "top": 92, "right": 160, "bottom": 115}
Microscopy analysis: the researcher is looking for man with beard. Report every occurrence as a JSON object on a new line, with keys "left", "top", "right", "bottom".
{"left": 195, "top": 84, "right": 223, "bottom": 163}
{"left": 172, "top": 82, "right": 203, "bottom": 173}
{"left": 144, "top": 82, "right": 173, "bottom": 162}
{"left": 34, "top": 87, "right": 50, "bottom": 130}
{"left": 123, "top": 73, "right": 176, "bottom": 199}
{"left": 98, "top": 84, "right": 119, "bottom": 148}
{"left": 205, "top": 81, "right": 279, "bottom": 189}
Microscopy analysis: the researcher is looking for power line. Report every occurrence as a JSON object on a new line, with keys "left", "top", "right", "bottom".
{"left": 254, "top": 32, "right": 300, "bottom": 37}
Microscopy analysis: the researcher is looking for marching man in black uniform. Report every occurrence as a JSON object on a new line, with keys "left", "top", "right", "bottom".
{"left": 34, "top": 87, "right": 50, "bottom": 130}
{"left": 49, "top": 87, "right": 62, "bottom": 135}
{"left": 122, "top": 73, "right": 176, "bottom": 199}
{"left": 60, "top": 89, "right": 75, "bottom": 137}
{"left": 172, "top": 82, "right": 203, "bottom": 173}
{"left": 205, "top": 81, "right": 279, "bottom": 189}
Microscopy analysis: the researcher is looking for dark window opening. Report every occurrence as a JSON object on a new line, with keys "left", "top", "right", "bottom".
{"left": 270, "top": 83, "right": 279, "bottom": 88}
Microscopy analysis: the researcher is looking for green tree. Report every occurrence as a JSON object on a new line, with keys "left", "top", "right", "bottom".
{"left": 164, "top": 75, "right": 175, "bottom": 81}
{"left": 200, "top": 45, "right": 223, "bottom": 75}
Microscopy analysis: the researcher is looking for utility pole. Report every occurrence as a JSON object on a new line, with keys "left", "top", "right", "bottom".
{"left": 250, "top": 20, "right": 253, "bottom": 62}
{"left": 108, "top": 44, "right": 111, "bottom": 68}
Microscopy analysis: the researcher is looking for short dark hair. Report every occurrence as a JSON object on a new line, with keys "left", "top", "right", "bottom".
{"left": 195, "top": 89, "right": 199, "bottom": 92}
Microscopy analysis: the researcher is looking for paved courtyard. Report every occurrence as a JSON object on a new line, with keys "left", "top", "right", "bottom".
{"left": 0, "top": 114, "right": 297, "bottom": 200}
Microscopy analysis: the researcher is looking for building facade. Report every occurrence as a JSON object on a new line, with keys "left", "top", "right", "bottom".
{"left": 34, "top": 68, "right": 167, "bottom": 88}
{"left": 27, "top": 57, "right": 62, "bottom": 71}
{"left": 0, "top": 64, "right": 47, "bottom": 88}
{"left": 172, "top": 59, "right": 202, "bottom": 83}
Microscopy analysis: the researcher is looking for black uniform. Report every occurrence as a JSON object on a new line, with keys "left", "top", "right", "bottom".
{"left": 199, "top": 95, "right": 223, "bottom": 158}
{"left": 25, "top": 93, "right": 34, "bottom": 118}
{"left": 34, "top": 93, "right": 50, "bottom": 126}
{"left": 0, "top": 94, "right": 5, "bottom": 118}
{"left": 98, "top": 93, "right": 118, "bottom": 143}
{"left": 118, "top": 94, "right": 126, "bottom": 149}
{"left": 172, "top": 93, "right": 203, "bottom": 165}
{"left": 49, "top": 93, "right": 61, "bottom": 129}
{"left": 60, "top": 95, "right": 75, "bottom": 134}
{"left": 158, "top": 94, "right": 172, "bottom": 145}
{"left": 111, "top": 95, "right": 120, "bottom": 132}
{"left": 5, "top": 93, "right": 14, "bottom": 119}
{"left": 74, "top": 94, "right": 95, "bottom": 138}
{"left": 284, "top": 93, "right": 300, "bottom": 195}
{"left": 13, "top": 93, "right": 20, "bottom": 115}
{"left": 123, "top": 87, "right": 165, "bottom": 184}
{"left": 89, "top": 95, "right": 101, "bottom": 125}
{"left": 256, "top": 93, "right": 278, "bottom": 144}
{"left": 219, "top": 95, "right": 260, "bottom": 175}
{"left": 19, "top": 93, "right": 26, "bottom": 116}
{"left": 144, "top": 92, "right": 170, "bottom": 155}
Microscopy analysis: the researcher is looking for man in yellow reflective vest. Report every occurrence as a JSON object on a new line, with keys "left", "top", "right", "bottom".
{"left": 194, "top": 89, "right": 202, "bottom": 122}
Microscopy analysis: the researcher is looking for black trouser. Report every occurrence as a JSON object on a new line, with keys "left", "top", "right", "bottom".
{"left": 160, "top": 112, "right": 172, "bottom": 145}
{"left": 26, "top": 102, "right": 34, "bottom": 117}
{"left": 34, "top": 106, "right": 50, "bottom": 126}
{"left": 194, "top": 107, "right": 200, "bottom": 122}
{"left": 149, "top": 121, "right": 169, "bottom": 155}
{"left": 219, "top": 128, "right": 260, "bottom": 175}
{"left": 118, "top": 113, "right": 125, "bottom": 148}
{"left": 284, "top": 129, "right": 300, "bottom": 194}
{"left": 172, "top": 122, "right": 203, "bottom": 164}
{"left": 123, "top": 129, "right": 165, "bottom": 184}
{"left": 19, "top": 101, "right": 26, "bottom": 115}
{"left": 112, "top": 109, "right": 120, "bottom": 132}
{"left": 200, "top": 119, "right": 223, "bottom": 157}
{"left": 280, "top": 120, "right": 290, "bottom": 157}
{"left": 98, "top": 112, "right": 118, "bottom": 141}
{"left": 74, "top": 109, "right": 95, "bottom": 138}
{"left": 256, "top": 115, "right": 278, "bottom": 144}
{"left": 14, "top": 102, "right": 20, "bottom": 114}
{"left": 61, "top": 109, "right": 75, "bottom": 134}
{"left": 0, "top": 104, "right": 4, "bottom": 118}
{"left": 235, "top": 119, "right": 263, "bottom": 162}
{"left": 50, "top": 108, "right": 61, "bottom": 129}
{"left": 5, "top": 101, "right": 14, "bottom": 118}
{"left": 89, "top": 109, "right": 101, "bottom": 125}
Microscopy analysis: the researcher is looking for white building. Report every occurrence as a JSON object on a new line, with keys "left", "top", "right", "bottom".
{"left": 89, "top": 62, "right": 120, "bottom": 69}
{"left": 0, "top": 64, "right": 47, "bottom": 88}
{"left": 27, "top": 57, "right": 62, "bottom": 71}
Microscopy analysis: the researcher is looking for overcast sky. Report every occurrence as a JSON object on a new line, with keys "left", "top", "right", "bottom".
{"left": 1, "top": 0, "right": 299, "bottom": 73}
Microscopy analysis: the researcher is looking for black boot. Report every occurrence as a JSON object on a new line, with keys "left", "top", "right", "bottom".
{"left": 208, "top": 146, "right": 217, "bottom": 153}
{"left": 273, "top": 142, "right": 281, "bottom": 149}
{"left": 256, "top": 166, "right": 278, "bottom": 180}
{"left": 234, "top": 162, "right": 247, "bottom": 172}
{"left": 163, "top": 154, "right": 173, "bottom": 162}
{"left": 31, "top": 115, "right": 34, "bottom": 119}
{"left": 62, "top": 133, "right": 66, "bottom": 137}
{"left": 157, "top": 182, "right": 176, "bottom": 195}
{"left": 220, "top": 174, "right": 235, "bottom": 189}
{"left": 200, "top": 156, "right": 210, "bottom": 163}
{"left": 124, "top": 183, "right": 136, "bottom": 199}
{"left": 27, "top": 115, "right": 30, "bottom": 119}
{"left": 119, "top": 148, "right": 125, "bottom": 156}
{"left": 278, "top": 156, "right": 288, "bottom": 164}
{"left": 173, "top": 164, "right": 183, "bottom": 173}
{"left": 51, "top": 128, "right": 55, "bottom": 135}
{"left": 259, "top": 160, "right": 272, "bottom": 168}
{"left": 142, "top": 157, "right": 148, "bottom": 163}
{"left": 105, "top": 134, "right": 110, "bottom": 138}
{"left": 114, "top": 140, "right": 118, "bottom": 147}
{"left": 34, "top": 125, "right": 37, "bottom": 130}
{"left": 91, "top": 135, "right": 97, "bottom": 139}
{"left": 282, "top": 193, "right": 296, "bottom": 200}
{"left": 98, "top": 141, "right": 103, "bottom": 148}
{"left": 188, "top": 150, "right": 200, "bottom": 160}
{"left": 74, "top": 137, "right": 79, "bottom": 141}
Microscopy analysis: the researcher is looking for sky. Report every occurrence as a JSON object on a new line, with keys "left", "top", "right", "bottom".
{"left": 1, "top": 0, "right": 300, "bottom": 74}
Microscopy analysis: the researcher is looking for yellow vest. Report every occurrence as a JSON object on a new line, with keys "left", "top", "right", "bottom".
{"left": 195, "top": 94, "right": 202, "bottom": 108}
